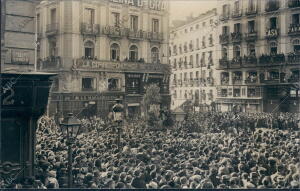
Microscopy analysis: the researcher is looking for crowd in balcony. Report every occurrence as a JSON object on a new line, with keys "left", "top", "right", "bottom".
{"left": 246, "top": 72, "right": 258, "bottom": 83}
{"left": 221, "top": 73, "right": 229, "bottom": 85}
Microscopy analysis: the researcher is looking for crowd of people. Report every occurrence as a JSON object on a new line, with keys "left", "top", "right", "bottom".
{"left": 1, "top": 111, "right": 300, "bottom": 189}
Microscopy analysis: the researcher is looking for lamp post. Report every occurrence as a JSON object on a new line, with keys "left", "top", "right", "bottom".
{"left": 60, "top": 113, "right": 82, "bottom": 188}
{"left": 112, "top": 99, "right": 124, "bottom": 151}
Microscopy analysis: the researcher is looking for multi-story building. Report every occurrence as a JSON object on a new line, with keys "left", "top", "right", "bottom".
{"left": 36, "top": 0, "right": 170, "bottom": 118}
{"left": 216, "top": 0, "right": 300, "bottom": 113}
{"left": 169, "top": 9, "right": 218, "bottom": 111}
{"left": 1, "top": 0, "right": 39, "bottom": 71}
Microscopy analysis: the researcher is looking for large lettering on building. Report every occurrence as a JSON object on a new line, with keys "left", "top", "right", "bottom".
{"left": 109, "top": 0, "right": 167, "bottom": 11}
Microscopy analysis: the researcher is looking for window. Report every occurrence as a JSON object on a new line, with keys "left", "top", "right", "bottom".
{"left": 196, "top": 54, "right": 199, "bottom": 66}
{"left": 234, "top": 45, "right": 241, "bottom": 57}
{"left": 210, "top": 19, "right": 213, "bottom": 24}
{"left": 52, "top": 78, "right": 59, "bottom": 91}
{"left": 202, "top": 22, "right": 206, "bottom": 27}
{"left": 108, "top": 78, "right": 120, "bottom": 91}
{"left": 112, "top": 12, "right": 120, "bottom": 27}
{"left": 196, "top": 24, "right": 199, "bottom": 29}
{"left": 190, "top": 27, "right": 193, "bottom": 31}
{"left": 292, "top": 14, "right": 300, "bottom": 25}
{"left": 49, "top": 40, "right": 57, "bottom": 57}
{"left": 111, "top": 43, "right": 120, "bottom": 61}
{"left": 270, "top": 42, "right": 277, "bottom": 55}
{"left": 202, "top": 36, "right": 206, "bottom": 47}
{"left": 196, "top": 71, "right": 199, "bottom": 79}
{"left": 190, "top": 72, "right": 193, "bottom": 80}
{"left": 222, "top": 46, "right": 228, "bottom": 59}
{"left": 84, "top": 41, "right": 94, "bottom": 58}
{"left": 50, "top": 8, "right": 56, "bottom": 24}
{"left": 234, "top": 1, "right": 240, "bottom": 12}
{"left": 209, "top": 34, "right": 213, "bottom": 45}
{"left": 222, "top": 4, "right": 229, "bottom": 16}
{"left": 37, "top": 14, "right": 40, "bottom": 34}
{"left": 248, "top": 20, "right": 255, "bottom": 33}
{"left": 152, "top": 19, "right": 159, "bottom": 33}
{"left": 234, "top": 23, "right": 241, "bottom": 33}
{"left": 85, "top": 8, "right": 95, "bottom": 25}
{"left": 196, "top": 38, "right": 200, "bottom": 49}
{"left": 129, "top": 45, "right": 138, "bottom": 61}
{"left": 201, "top": 52, "right": 206, "bottom": 65}
{"left": 249, "top": 0, "right": 255, "bottom": 10}
{"left": 190, "top": 55, "right": 193, "bottom": 66}
{"left": 151, "top": 47, "right": 159, "bottom": 63}
{"left": 221, "top": 89, "right": 228, "bottom": 97}
{"left": 233, "top": 89, "right": 241, "bottom": 97}
{"left": 82, "top": 78, "right": 95, "bottom": 91}
{"left": 293, "top": 39, "right": 300, "bottom": 53}
{"left": 222, "top": 26, "right": 229, "bottom": 34}
{"left": 130, "top": 15, "right": 138, "bottom": 31}
{"left": 270, "top": 17, "right": 277, "bottom": 29}
{"left": 248, "top": 43, "right": 256, "bottom": 56}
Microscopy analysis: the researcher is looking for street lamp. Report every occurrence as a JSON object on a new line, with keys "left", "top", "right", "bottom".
{"left": 112, "top": 99, "right": 124, "bottom": 151}
{"left": 60, "top": 113, "right": 82, "bottom": 188}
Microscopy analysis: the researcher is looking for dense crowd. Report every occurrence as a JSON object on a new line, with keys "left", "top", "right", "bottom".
{"left": 1, "top": 112, "right": 300, "bottom": 189}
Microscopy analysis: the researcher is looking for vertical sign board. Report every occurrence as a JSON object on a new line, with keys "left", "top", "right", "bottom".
{"left": 0, "top": 72, "right": 55, "bottom": 182}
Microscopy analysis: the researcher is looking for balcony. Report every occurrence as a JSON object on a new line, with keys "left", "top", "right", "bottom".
{"left": 245, "top": 78, "right": 258, "bottom": 84}
{"left": 232, "top": 9, "right": 242, "bottom": 18}
{"left": 147, "top": 32, "right": 163, "bottom": 42}
{"left": 265, "top": 2, "right": 280, "bottom": 12}
{"left": 103, "top": 26, "right": 125, "bottom": 38}
{"left": 259, "top": 54, "right": 285, "bottom": 65}
{"left": 230, "top": 57, "right": 242, "bottom": 68}
{"left": 80, "top": 23, "right": 100, "bottom": 36}
{"left": 128, "top": 30, "right": 144, "bottom": 40}
{"left": 219, "top": 34, "right": 230, "bottom": 44}
{"left": 231, "top": 32, "right": 242, "bottom": 43}
{"left": 288, "top": 76, "right": 300, "bottom": 83}
{"left": 245, "top": 31, "right": 258, "bottom": 41}
{"left": 265, "top": 28, "right": 279, "bottom": 39}
{"left": 245, "top": 7, "right": 258, "bottom": 16}
{"left": 288, "top": 24, "right": 300, "bottom": 36}
{"left": 288, "top": 0, "right": 300, "bottom": 8}
{"left": 219, "top": 58, "right": 229, "bottom": 69}
{"left": 232, "top": 79, "right": 243, "bottom": 85}
{"left": 39, "top": 56, "right": 61, "bottom": 71}
{"left": 46, "top": 23, "right": 58, "bottom": 36}
{"left": 243, "top": 55, "right": 258, "bottom": 66}
{"left": 287, "top": 53, "right": 300, "bottom": 64}
{"left": 220, "top": 14, "right": 230, "bottom": 21}
{"left": 207, "top": 77, "right": 214, "bottom": 86}
{"left": 261, "top": 78, "right": 280, "bottom": 84}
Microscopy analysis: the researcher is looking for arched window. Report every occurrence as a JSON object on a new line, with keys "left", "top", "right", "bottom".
{"left": 233, "top": 45, "right": 241, "bottom": 57}
{"left": 270, "top": 41, "right": 277, "bottom": 55}
{"left": 110, "top": 43, "right": 120, "bottom": 61}
{"left": 293, "top": 39, "right": 300, "bottom": 53}
{"left": 151, "top": 47, "right": 159, "bottom": 63}
{"left": 129, "top": 45, "right": 138, "bottom": 61}
{"left": 248, "top": 43, "right": 256, "bottom": 56}
{"left": 84, "top": 41, "right": 94, "bottom": 58}
{"left": 222, "top": 46, "right": 228, "bottom": 59}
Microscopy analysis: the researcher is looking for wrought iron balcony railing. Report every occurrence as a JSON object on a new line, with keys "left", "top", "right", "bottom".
{"left": 220, "top": 14, "right": 230, "bottom": 21}
{"left": 245, "top": 7, "right": 258, "bottom": 15}
{"left": 46, "top": 23, "right": 58, "bottom": 36}
{"left": 245, "top": 31, "right": 258, "bottom": 41}
{"left": 231, "top": 32, "right": 243, "bottom": 43}
{"left": 288, "top": 0, "right": 300, "bottom": 8}
{"left": 245, "top": 78, "right": 258, "bottom": 84}
{"left": 80, "top": 23, "right": 100, "bottom": 36}
{"left": 147, "top": 32, "right": 164, "bottom": 42}
{"left": 103, "top": 26, "right": 125, "bottom": 38}
{"left": 232, "top": 9, "right": 242, "bottom": 18}
{"left": 288, "top": 24, "right": 300, "bottom": 36}
{"left": 219, "top": 34, "right": 230, "bottom": 44}
{"left": 128, "top": 30, "right": 145, "bottom": 40}
{"left": 265, "top": 2, "right": 280, "bottom": 12}
{"left": 219, "top": 58, "right": 229, "bottom": 69}
{"left": 259, "top": 54, "right": 285, "bottom": 65}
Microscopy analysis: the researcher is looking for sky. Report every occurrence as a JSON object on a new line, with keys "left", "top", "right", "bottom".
{"left": 169, "top": 0, "right": 218, "bottom": 24}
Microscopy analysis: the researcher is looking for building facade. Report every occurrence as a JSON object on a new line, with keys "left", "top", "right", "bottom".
{"left": 1, "top": 0, "right": 39, "bottom": 71}
{"left": 36, "top": 0, "right": 170, "bottom": 118}
{"left": 216, "top": 0, "right": 300, "bottom": 113}
{"left": 169, "top": 9, "right": 219, "bottom": 111}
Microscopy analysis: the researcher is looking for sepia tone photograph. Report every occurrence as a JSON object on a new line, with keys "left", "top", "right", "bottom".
{"left": 0, "top": 0, "right": 300, "bottom": 189}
